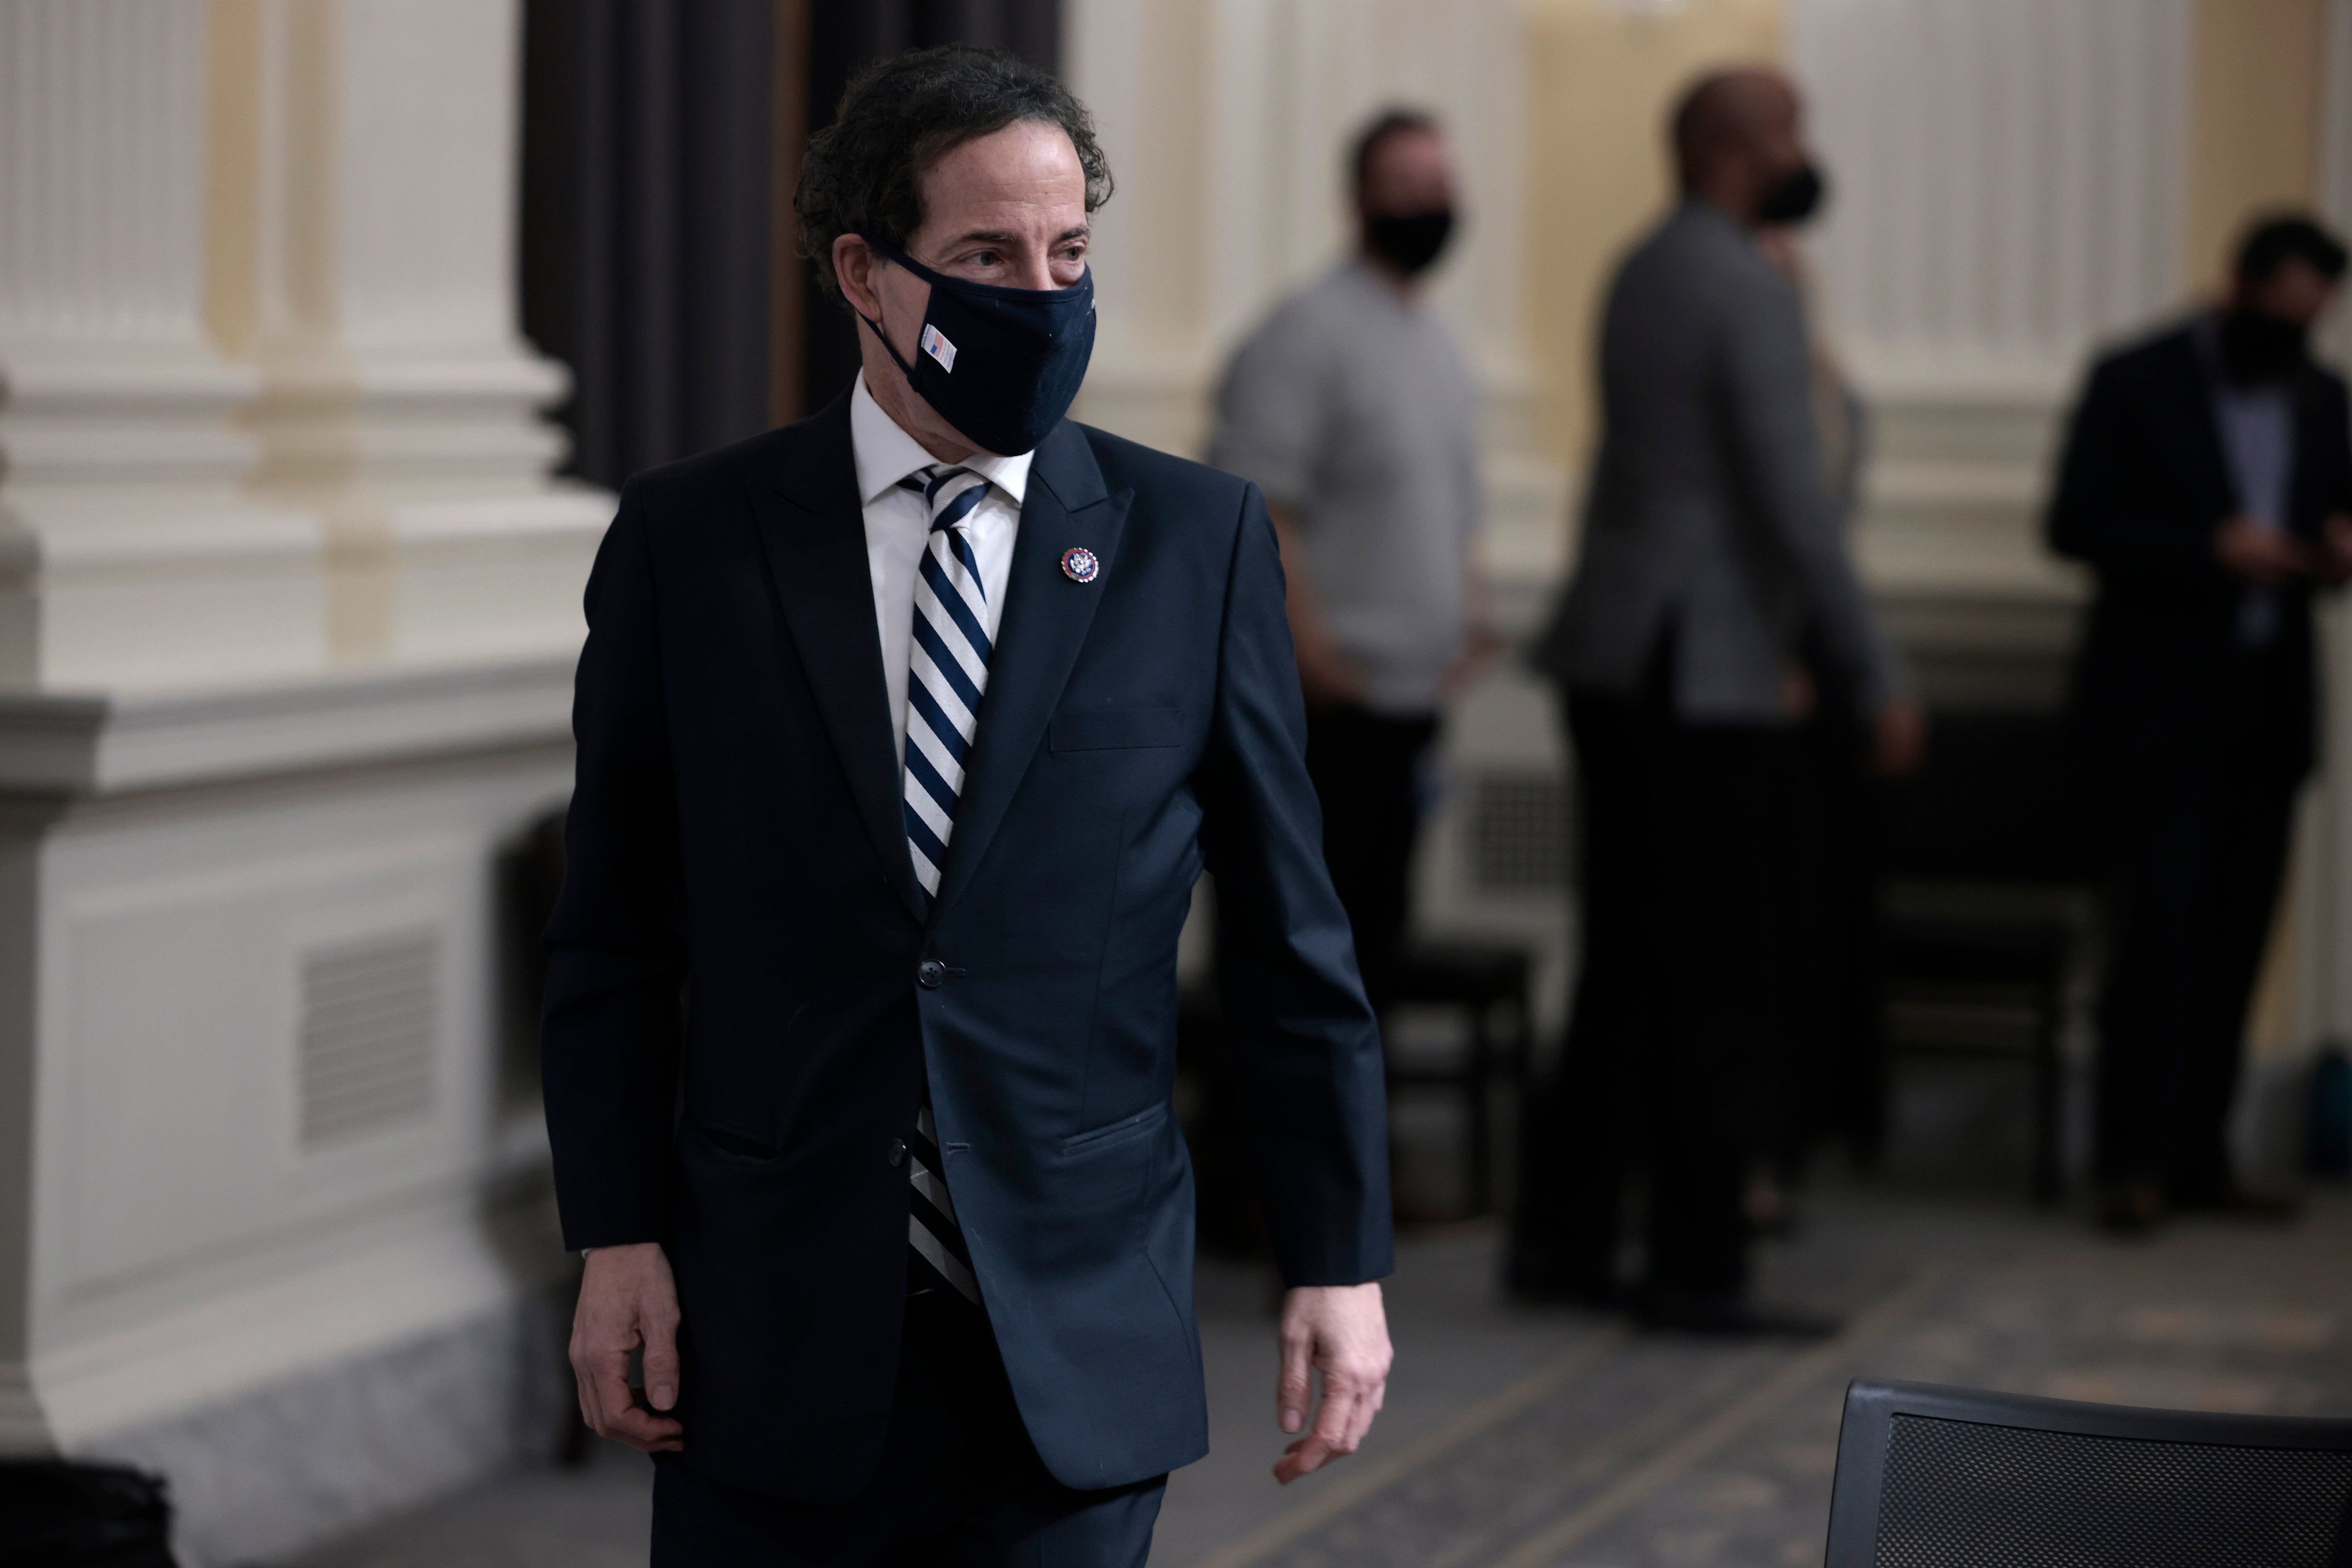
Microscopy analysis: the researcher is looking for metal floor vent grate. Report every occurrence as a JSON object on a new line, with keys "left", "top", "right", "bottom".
{"left": 1469, "top": 770, "right": 1572, "bottom": 891}
{"left": 299, "top": 929, "right": 438, "bottom": 1147}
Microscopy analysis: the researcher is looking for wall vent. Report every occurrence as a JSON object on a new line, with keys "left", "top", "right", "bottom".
{"left": 1469, "top": 770, "right": 1573, "bottom": 891}
{"left": 299, "top": 930, "right": 438, "bottom": 1147}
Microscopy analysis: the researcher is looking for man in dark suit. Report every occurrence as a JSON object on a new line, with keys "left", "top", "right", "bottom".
{"left": 540, "top": 46, "right": 1393, "bottom": 1564}
{"left": 1513, "top": 70, "right": 1914, "bottom": 1335}
{"left": 2049, "top": 214, "right": 2352, "bottom": 1233}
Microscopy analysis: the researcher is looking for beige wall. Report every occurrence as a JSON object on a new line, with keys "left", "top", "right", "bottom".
{"left": 1521, "top": 0, "right": 1783, "bottom": 468}
{"left": 2182, "top": 0, "right": 2333, "bottom": 1059}
{"left": 2186, "top": 0, "right": 2329, "bottom": 292}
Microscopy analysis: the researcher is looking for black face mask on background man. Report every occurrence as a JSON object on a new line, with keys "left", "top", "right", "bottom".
{"left": 1363, "top": 210, "right": 1455, "bottom": 277}
{"left": 1756, "top": 161, "right": 1827, "bottom": 227}
{"left": 2219, "top": 307, "right": 2310, "bottom": 385}
{"left": 856, "top": 234, "right": 1097, "bottom": 456}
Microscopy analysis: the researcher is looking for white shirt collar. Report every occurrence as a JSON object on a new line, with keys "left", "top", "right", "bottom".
{"left": 849, "top": 371, "right": 1033, "bottom": 509}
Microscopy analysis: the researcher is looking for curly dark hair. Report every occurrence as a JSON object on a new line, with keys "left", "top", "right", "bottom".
{"left": 795, "top": 44, "right": 1114, "bottom": 300}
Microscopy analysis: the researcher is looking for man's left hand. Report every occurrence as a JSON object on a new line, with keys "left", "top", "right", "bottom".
{"left": 1273, "top": 1282, "right": 1392, "bottom": 1484}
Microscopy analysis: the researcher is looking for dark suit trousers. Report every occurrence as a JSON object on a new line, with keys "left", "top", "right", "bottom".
{"left": 651, "top": 1293, "right": 1165, "bottom": 1565}
{"left": 1305, "top": 705, "right": 1440, "bottom": 1015}
{"left": 2094, "top": 642, "right": 2306, "bottom": 1197}
{"left": 1514, "top": 685, "right": 1796, "bottom": 1297}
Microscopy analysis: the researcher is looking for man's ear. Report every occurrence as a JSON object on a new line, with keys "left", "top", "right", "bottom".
{"left": 834, "top": 234, "right": 881, "bottom": 322}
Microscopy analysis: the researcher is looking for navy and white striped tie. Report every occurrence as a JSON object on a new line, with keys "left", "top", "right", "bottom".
{"left": 900, "top": 464, "right": 990, "bottom": 1302}
{"left": 900, "top": 465, "right": 992, "bottom": 900}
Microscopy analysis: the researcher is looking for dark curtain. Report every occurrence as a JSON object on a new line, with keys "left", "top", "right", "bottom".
{"left": 519, "top": 1, "right": 1061, "bottom": 487}
{"left": 800, "top": 1, "right": 1062, "bottom": 414}
{"left": 521, "top": 0, "right": 777, "bottom": 489}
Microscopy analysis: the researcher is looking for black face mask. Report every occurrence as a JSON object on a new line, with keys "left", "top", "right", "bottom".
{"left": 2219, "top": 306, "right": 2310, "bottom": 385}
{"left": 1756, "top": 161, "right": 1827, "bottom": 226}
{"left": 855, "top": 235, "right": 1096, "bottom": 456}
{"left": 1363, "top": 210, "right": 1455, "bottom": 276}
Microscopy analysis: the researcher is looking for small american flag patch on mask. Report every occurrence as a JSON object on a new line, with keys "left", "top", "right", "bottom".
{"left": 920, "top": 324, "right": 957, "bottom": 372}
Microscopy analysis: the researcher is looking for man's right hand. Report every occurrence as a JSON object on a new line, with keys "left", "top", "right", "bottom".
{"left": 1297, "top": 635, "right": 1369, "bottom": 706}
{"left": 571, "top": 1241, "right": 685, "bottom": 1452}
{"left": 2216, "top": 514, "right": 2313, "bottom": 584}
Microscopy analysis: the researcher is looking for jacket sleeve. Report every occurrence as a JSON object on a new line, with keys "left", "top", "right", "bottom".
{"left": 2045, "top": 355, "right": 2225, "bottom": 580}
{"left": 1193, "top": 482, "right": 1394, "bottom": 1288}
{"left": 540, "top": 482, "right": 688, "bottom": 1252}
{"left": 1718, "top": 275, "right": 1903, "bottom": 714}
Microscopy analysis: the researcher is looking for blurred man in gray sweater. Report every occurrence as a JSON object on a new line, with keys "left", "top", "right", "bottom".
{"left": 1513, "top": 69, "right": 1917, "bottom": 1333}
{"left": 1210, "top": 110, "right": 1487, "bottom": 1021}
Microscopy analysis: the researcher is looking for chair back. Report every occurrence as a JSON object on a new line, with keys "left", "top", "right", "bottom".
{"left": 1876, "top": 710, "right": 2097, "bottom": 884}
{"left": 1825, "top": 1379, "right": 2352, "bottom": 1567}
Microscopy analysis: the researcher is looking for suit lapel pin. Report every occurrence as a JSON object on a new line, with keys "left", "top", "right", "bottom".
{"left": 1060, "top": 546, "right": 1101, "bottom": 584}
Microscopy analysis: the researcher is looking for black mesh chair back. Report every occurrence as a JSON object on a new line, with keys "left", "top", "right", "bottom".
{"left": 1826, "top": 1380, "right": 2352, "bottom": 1567}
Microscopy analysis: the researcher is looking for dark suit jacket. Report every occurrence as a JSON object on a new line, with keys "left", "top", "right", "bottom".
{"left": 2047, "top": 319, "right": 2352, "bottom": 778}
{"left": 540, "top": 394, "right": 1391, "bottom": 1505}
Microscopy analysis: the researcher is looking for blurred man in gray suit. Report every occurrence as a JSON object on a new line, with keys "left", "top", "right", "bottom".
{"left": 1511, "top": 69, "right": 1918, "bottom": 1333}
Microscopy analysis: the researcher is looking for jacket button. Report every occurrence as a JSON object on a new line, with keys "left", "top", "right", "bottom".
{"left": 887, "top": 1138, "right": 907, "bottom": 1168}
{"left": 917, "top": 959, "right": 946, "bottom": 989}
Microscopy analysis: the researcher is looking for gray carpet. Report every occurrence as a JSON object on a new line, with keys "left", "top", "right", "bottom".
{"left": 285, "top": 1187, "right": 2352, "bottom": 1568}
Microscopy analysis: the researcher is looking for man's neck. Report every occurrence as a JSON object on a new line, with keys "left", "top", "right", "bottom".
{"left": 861, "top": 350, "right": 979, "bottom": 464}
{"left": 1356, "top": 249, "right": 1421, "bottom": 304}
{"left": 1687, "top": 183, "right": 1759, "bottom": 232}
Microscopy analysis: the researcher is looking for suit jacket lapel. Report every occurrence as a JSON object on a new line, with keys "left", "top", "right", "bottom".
{"left": 931, "top": 420, "right": 1131, "bottom": 922}
{"left": 749, "top": 394, "right": 928, "bottom": 924}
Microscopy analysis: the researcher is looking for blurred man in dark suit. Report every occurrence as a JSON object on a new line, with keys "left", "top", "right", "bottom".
{"left": 1514, "top": 69, "right": 1917, "bottom": 1334}
{"left": 542, "top": 46, "right": 1392, "bottom": 1565}
{"left": 2049, "top": 214, "right": 2352, "bottom": 1233}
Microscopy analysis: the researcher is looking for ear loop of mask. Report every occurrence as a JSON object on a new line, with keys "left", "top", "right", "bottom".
{"left": 852, "top": 248, "right": 925, "bottom": 384}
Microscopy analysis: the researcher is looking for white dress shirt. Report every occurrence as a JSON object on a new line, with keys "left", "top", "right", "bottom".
{"left": 849, "top": 371, "right": 1031, "bottom": 762}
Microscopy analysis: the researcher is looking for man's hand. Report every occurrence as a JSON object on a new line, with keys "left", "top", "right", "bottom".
{"left": 1869, "top": 695, "right": 1925, "bottom": 779}
{"left": 570, "top": 1242, "right": 685, "bottom": 1452}
{"left": 2319, "top": 514, "right": 2352, "bottom": 585}
{"left": 1781, "top": 667, "right": 1818, "bottom": 722}
{"left": 2216, "top": 514, "right": 2313, "bottom": 585}
{"left": 1269, "top": 502, "right": 1368, "bottom": 708}
{"left": 1273, "top": 1283, "right": 1392, "bottom": 1484}
{"left": 1297, "top": 633, "right": 1371, "bottom": 706}
{"left": 1441, "top": 623, "right": 1505, "bottom": 697}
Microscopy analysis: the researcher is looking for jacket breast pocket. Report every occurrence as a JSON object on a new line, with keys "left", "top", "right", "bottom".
{"left": 1049, "top": 704, "right": 1185, "bottom": 753}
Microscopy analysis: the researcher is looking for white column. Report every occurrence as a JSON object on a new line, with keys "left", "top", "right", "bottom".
{"left": 0, "top": 3, "right": 600, "bottom": 1551}
{"left": 237, "top": 0, "right": 606, "bottom": 664}
{"left": 0, "top": 0, "right": 326, "bottom": 691}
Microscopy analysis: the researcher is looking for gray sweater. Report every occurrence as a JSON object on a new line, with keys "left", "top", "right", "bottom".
{"left": 1532, "top": 200, "right": 1899, "bottom": 720}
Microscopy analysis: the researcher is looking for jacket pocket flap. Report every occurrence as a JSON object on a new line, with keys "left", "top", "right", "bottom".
{"left": 1049, "top": 704, "right": 1185, "bottom": 753}
{"left": 1060, "top": 1100, "right": 1169, "bottom": 1154}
